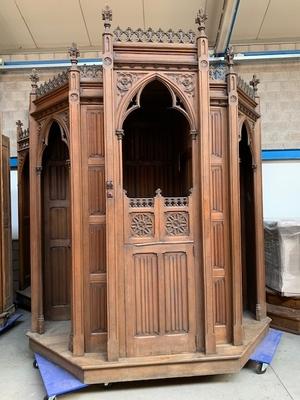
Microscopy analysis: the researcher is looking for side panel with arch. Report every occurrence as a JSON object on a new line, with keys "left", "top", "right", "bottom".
{"left": 42, "top": 123, "right": 71, "bottom": 321}
{"left": 81, "top": 104, "right": 107, "bottom": 353}
{"left": 210, "top": 107, "right": 231, "bottom": 344}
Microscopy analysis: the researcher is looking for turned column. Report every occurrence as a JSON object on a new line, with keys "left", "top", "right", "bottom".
{"left": 102, "top": 7, "right": 119, "bottom": 361}
{"left": 250, "top": 75, "right": 267, "bottom": 321}
{"left": 68, "top": 44, "right": 84, "bottom": 356}
{"left": 29, "top": 69, "right": 44, "bottom": 334}
{"left": 196, "top": 10, "right": 216, "bottom": 354}
{"left": 226, "top": 48, "right": 243, "bottom": 345}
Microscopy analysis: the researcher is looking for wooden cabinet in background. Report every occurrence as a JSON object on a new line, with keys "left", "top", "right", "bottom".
{"left": 0, "top": 134, "right": 14, "bottom": 323}
{"left": 25, "top": 8, "right": 270, "bottom": 384}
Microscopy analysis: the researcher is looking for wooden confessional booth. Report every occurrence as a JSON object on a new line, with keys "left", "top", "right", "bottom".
{"left": 26, "top": 9, "right": 270, "bottom": 384}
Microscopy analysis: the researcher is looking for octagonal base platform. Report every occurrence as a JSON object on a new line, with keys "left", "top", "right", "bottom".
{"left": 28, "top": 316, "right": 270, "bottom": 384}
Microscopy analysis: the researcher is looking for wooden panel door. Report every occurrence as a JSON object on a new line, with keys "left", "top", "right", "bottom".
{"left": 43, "top": 144, "right": 71, "bottom": 321}
{"left": 0, "top": 135, "right": 13, "bottom": 315}
{"left": 123, "top": 192, "right": 196, "bottom": 357}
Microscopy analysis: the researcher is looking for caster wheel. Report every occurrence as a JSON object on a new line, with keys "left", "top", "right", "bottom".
{"left": 33, "top": 360, "right": 38, "bottom": 369}
{"left": 104, "top": 382, "right": 112, "bottom": 389}
{"left": 256, "top": 362, "right": 268, "bottom": 374}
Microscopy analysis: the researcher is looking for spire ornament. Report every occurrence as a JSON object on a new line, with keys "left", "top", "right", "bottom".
{"left": 250, "top": 74, "right": 260, "bottom": 95}
{"left": 68, "top": 42, "right": 80, "bottom": 65}
{"left": 102, "top": 6, "right": 112, "bottom": 33}
{"left": 29, "top": 68, "right": 39, "bottom": 90}
{"left": 195, "top": 9, "right": 207, "bottom": 36}
{"left": 225, "top": 46, "right": 234, "bottom": 73}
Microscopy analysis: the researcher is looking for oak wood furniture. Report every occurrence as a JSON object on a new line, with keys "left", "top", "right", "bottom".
{"left": 267, "top": 288, "right": 300, "bottom": 334}
{"left": 25, "top": 8, "right": 269, "bottom": 383}
{"left": 0, "top": 134, "right": 14, "bottom": 325}
{"left": 17, "top": 121, "right": 31, "bottom": 292}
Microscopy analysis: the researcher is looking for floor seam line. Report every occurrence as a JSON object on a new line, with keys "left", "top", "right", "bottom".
{"left": 269, "top": 365, "right": 294, "bottom": 400}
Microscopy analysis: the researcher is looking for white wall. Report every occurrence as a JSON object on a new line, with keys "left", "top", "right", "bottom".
{"left": 10, "top": 170, "right": 18, "bottom": 239}
{"left": 262, "top": 161, "right": 300, "bottom": 220}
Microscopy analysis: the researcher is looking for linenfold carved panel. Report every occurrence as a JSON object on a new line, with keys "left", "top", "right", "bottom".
{"left": 89, "top": 225, "right": 106, "bottom": 273}
{"left": 88, "top": 167, "right": 105, "bottom": 215}
{"left": 87, "top": 110, "right": 104, "bottom": 157}
{"left": 214, "top": 278, "right": 226, "bottom": 325}
{"left": 134, "top": 253, "right": 159, "bottom": 336}
{"left": 164, "top": 252, "right": 189, "bottom": 333}
{"left": 211, "top": 166, "right": 223, "bottom": 212}
{"left": 212, "top": 222, "right": 225, "bottom": 268}
{"left": 90, "top": 283, "right": 107, "bottom": 333}
{"left": 211, "top": 110, "right": 223, "bottom": 157}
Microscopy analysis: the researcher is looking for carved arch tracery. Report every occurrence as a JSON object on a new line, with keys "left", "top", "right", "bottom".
{"left": 37, "top": 114, "right": 70, "bottom": 167}
{"left": 115, "top": 72, "right": 197, "bottom": 135}
{"left": 238, "top": 115, "right": 257, "bottom": 168}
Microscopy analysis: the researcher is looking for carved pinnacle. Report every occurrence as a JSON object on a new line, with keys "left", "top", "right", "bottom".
{"left": 102, "top": 5, "right": 112, "bottom": 33}
{"left": 195, "top": 9, "right": 207, "bottom": 35}
{"left": 16, "top": 120, "right": 23, "bottom": 129}
{"left": 29, "top": 68, "right": 39, "bottom": 88}
{"left": 68, "top": 42, "right": 80, "bottom": 64}
{"left": 225, "top": 46, "right": 234, "bottom": 72}
{"left": 250, "top": 74, "right": 260, "bottom": 94}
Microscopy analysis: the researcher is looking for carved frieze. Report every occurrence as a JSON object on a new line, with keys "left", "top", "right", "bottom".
{"left": 165, "top": 212, "right": 189, "bottom": 236}
{"left": 114, "top": 27, "right": 196, "bottom": 44}
{"left": 130, "top": 213, "right": 154, "bottom": 237}
{"left": 80, "top": 65, "right": 103, "bottom": 81}
{"left": 36, "top": 70, "right": 69, "bottom": 98}
{"left": 237, "top": 75, "right": 255, "bottom": 100}
{"left": 129, "top": 197, "right": 154, "bottom": 208}
{"left": 209, "top": 63, "right": 226, "bottom": 81}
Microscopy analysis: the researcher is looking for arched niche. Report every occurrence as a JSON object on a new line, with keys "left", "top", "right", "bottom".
{"left": 41, "top": 121, "right": 71, "bottom": 321}
{"left": 239, "top": 123, "right": 257, "bottom": 316}
{"left": 122, "top": 80, "right": 192, "bottom": 198}
{"left": 18, "top": 152, "right": 30, "bottom": 290}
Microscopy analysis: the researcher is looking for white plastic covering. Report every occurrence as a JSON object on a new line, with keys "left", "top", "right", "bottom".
{"left": 264, "top": 220, "right": 300, "bottom": 297}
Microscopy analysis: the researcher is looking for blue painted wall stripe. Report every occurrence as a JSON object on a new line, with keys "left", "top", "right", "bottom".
{"left": 10, "top": 150, "right": 300, "bottom": 168}
{"left": 262, "top": 149, "right": 300, "bottom": 160}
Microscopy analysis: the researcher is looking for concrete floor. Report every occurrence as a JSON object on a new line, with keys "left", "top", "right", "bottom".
{"left": 0, "top": 309, "right": 299, "bottom": 400}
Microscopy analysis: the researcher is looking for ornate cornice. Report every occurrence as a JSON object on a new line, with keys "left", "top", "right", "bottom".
{"left": 36, "top": 70, "right": 69, "bottom": 98}
{"left": 209, "top": 63, "right": 226, "bottom": 81}
{"left": 114, "top": 26, "right": 196, "bottom": 44}
{"left": 80, "top": 65, "right": 103, "bottom": 81}
{"left": 237, "top": 75, "right": 255, "bottom": 100}
{"left": 238, "top": 102, "right": 260, "bottom": 122}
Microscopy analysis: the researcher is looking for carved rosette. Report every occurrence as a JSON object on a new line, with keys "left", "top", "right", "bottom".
{"left": 116, "top": 72, "right": 144, "bottom": 96}
{"left": 167, "top": 73, "right": 195, "bottom": 97}
{"left": 130, "top": 213, "right": 154, "bottom": 237}
{"left": 165, "top": 212, "right": 189, "bottom": 236}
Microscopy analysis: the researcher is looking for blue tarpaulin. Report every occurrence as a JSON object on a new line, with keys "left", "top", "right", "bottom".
{"left": 35, "top": 353, "right": 88, "bottom": 398}
{"left": 250, "top": 328, "right": 283, "bottom": 365}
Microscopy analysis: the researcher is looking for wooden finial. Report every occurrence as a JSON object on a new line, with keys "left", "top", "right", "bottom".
{"left": 29, "top": 68, "right": 39, "bottom": 89}
{"left": 68, "top": 42, "right": 80, "bottom": 64}
{"left": 102, "top": 5, "right": 112, "bottom": 33}
{"left": 195, "top": 9, "right": 207, "bottom": 36}
{"left": 250, "top": 74, "right": 260, "bottom": 95}
{"left": 225, "top": 46, "right": 234, "bottom": 72}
